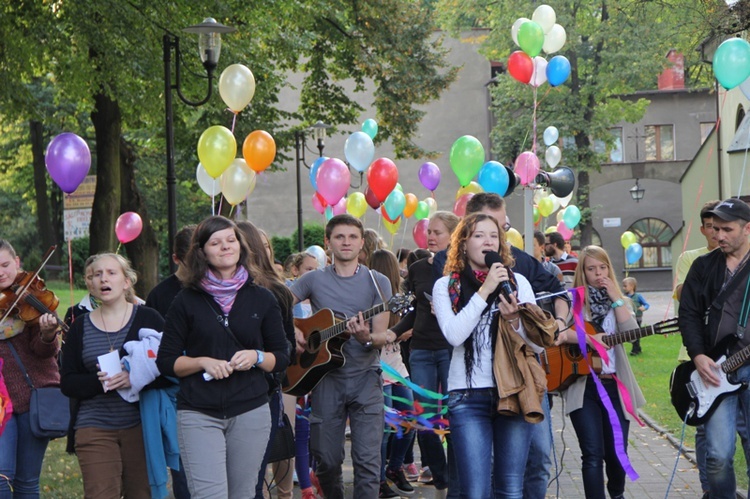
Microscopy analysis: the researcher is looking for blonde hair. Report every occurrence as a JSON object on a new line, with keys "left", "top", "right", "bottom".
{"left": 573, "top": 245, "right": 627, "bottom": 310}
{"left": 444, "top": 213, "right": 514, "bottom": 275}
{"left": 622, "top": 276, "right": 637, "bottom": 291}
{"left": 87, "top": 253, "right": 138, "bottom": 303}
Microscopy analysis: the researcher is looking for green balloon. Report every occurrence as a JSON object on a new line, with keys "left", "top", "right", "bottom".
{"left": 414, "top": 201, "right": 430, "bottom": 220}
{"left": 450, "top": 135, "right": 485, "bottom": 187}
{"left": 517, "top": 21, "right": 545, "bottom": 58}
{"left": 713, "top": 38, "right": 750, "bottom": 90}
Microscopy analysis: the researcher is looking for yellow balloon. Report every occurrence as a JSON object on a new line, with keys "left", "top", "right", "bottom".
{"left": 545, "top": 226, "right": 557, "bottom": 234}
{"left": 621, "top": 231, "right": 637, "bottom": 249}
{"left": 556, "top": 210, "right": 565, "bottom": 223}
{"left": 220, "top": 159, "right": 256, "bottom": 206}
{"left": 506, "top": 228, "right": 524, "bottom": 250}
{"left": 346, "top": 192, "right": 368, "bottom": 218}
{"left": 198, "top": 126, "right": 237, "bottom": 178}
{"left": 384, "top": 217, "right": 401, "bottom": 234}
{"left": 456, "top": 181, "right": 484, "bottom": 200}
{"left": 538, "top": 197, "right": 554, "bottom": 217}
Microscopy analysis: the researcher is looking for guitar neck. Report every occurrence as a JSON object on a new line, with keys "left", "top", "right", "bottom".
{"left": 603, "top": 324, "right": 658, "bottom": 347}
{"left": 320, "top": 303, "right": 387, "bottom": 342}
{"left": 723, "top": 344, "right": 750, "bottom": 374}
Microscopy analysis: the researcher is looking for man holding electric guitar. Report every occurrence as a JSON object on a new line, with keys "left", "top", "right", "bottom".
{"left": 678, "top": 198, "right": 750, "bottom": 499}
{"left": 290, "top": 214, "right": 397, "bottom": 499}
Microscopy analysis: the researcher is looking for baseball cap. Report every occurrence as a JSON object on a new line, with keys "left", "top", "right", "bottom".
{"left": 707, "top": 198, "right": 750, "bottom": 222}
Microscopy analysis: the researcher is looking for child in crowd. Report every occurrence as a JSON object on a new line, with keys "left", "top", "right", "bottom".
{"left": 622, "top": 277, "right": 649, "bottom": 355}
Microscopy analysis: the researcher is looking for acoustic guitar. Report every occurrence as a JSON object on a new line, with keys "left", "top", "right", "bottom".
{"left": 283, "top": 293, "right": 414, "bottom": 396}
{"left": 541, "top": 318, "right": 680, "bottom": 392}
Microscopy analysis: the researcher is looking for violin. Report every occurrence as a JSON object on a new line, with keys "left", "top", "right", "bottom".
{"left": 0, "top": 246, "right": 69, "bottom": 333}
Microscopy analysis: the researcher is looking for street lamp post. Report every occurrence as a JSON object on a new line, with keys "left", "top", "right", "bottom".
{"left": 163, "top": 18, "right": 235, "bottom": 272}
{"left": 295, "top": 121, "right": 331, "bottom": 251}
{"left": 630, "top": 178, "right": 645, "bottom": 203}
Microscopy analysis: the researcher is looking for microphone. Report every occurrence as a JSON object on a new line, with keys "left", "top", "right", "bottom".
{"left": 484, "top": 251, "right": 514, "bottom": 302}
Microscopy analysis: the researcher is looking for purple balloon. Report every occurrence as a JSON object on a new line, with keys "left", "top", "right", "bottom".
{"left": 45, "top": 133, "right": 91, "bottom": 193}
{"left": 418, "top": 162, "right": 441, "bottom": 191}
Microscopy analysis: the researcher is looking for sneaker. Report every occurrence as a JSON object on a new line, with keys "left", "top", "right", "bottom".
{"left": 417, "top": 466, "right": 433, "bottom": 484}
{"left": 379, "top": 480, "right": 400, "bottom": 498}
{"left": 404, "top": 463, "right": 420, "bottom": 481}
{"left": 386, "top": 467, "right": 414, "bottom": 496}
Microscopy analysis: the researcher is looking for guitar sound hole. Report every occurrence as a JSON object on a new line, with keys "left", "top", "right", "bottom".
{"left": 307, "top": 332, "right": 321, "bottom": 351}
{"left": 565, "top": 345, "right": 583, "bottom": 361}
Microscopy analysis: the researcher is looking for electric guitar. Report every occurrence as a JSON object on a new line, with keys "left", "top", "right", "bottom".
{"left": 541, "top": 318, "right": 680, "bottom": 392}
{"left": 670, "top": 335, "right": 750, "bottom": 426}
{"left": 283, "top": 293, "right": 414, "bottom": 396}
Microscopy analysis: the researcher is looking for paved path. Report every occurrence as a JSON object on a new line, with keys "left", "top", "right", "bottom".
{"left": 286, "top": 291, "right": 720, "bottom": 498}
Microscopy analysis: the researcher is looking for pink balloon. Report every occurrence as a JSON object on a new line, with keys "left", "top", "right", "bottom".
{"left": 453, "top": 193, "right": 475, "bottom": 217}
{"left": 331, "top": 197, "right": 347, "bottom": 216}
{"left": 316, "top": 158, "right": 351, "bottom": 205}
{"left": 413, "top": 219, "right": 429, "bottom": 249}
{"left": 515, "top": 151, "right": 540, "bottom": 185}
{"left": 115, "top": 212, "right": 143, "bottom": 244}
{"left": 556, "top": 220, "right": 574, "bottom": 241}
{"left": 312, "top": 193, "right": 326, "bottom": 214}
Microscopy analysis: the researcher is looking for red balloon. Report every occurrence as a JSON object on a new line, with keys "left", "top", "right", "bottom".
{"left": 312, "top": 192, "right": 327, "bottom": 214}
{"left": 380, "top": 205, "right": 398, "bottom": 223}
{"left": 367, "top": 158, "right": 399, "bottom": 202}
{"left": 453, "top": 193, "right": 475, "bottom": 217}
{"left": 365, "top": 187, "right": 380, "bottom": 210}
{"left": 412, "top": 219, "right": 429, "bottom": 249}
{"left": 508, "top": 51, "right": 533, "bottom": 84}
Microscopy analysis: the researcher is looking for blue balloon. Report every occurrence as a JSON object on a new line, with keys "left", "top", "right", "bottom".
{"left": 309, "top": 156, "right": 328, "bottom": 191}
{"left": 325, "top": 205, "right": 334, "bottom": 221}
{"left": 625, "top": 242, "right": 643, "bottom": 265}
{"left": 546, "top": 55, "right": 571, "bottom": 87}
{"left": 344, "top": 132, "right": 375, "bottom": 173}
{"left": 384, "top": 189, "right": 406, "bottom": 221}
{"left": 478, "top": 161, "right": 510, "bottom": 196}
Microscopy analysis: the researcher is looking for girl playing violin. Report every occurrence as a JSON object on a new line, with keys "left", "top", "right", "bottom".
{"left": 0, "top": 239, "right": 62, "bottom": 498}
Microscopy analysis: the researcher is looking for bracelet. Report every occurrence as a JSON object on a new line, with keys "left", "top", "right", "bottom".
{"left": 611, "top": 299, "right": 625, "bottom": 309}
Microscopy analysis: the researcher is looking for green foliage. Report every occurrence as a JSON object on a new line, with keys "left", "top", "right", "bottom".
{"left": 273, "top": 222, "right": 326, "bottom": 264}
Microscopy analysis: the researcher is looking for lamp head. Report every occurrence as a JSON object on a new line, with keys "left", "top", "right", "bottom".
{"left": 183, "top": 18, "right": 236, "bottom": 73}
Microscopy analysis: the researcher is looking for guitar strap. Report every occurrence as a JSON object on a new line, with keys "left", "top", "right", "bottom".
{"left": 368, "top": 269, "right": 388, "bottom": 309}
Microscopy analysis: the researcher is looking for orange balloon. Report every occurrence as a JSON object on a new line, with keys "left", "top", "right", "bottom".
{"left": 403, "top": 193, "right": 418, "bottom": 218}
{"left": 243, "top": 130, "right": 276, "bottom": 173}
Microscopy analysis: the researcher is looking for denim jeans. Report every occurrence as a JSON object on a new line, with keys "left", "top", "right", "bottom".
{"left": 703, "top": 363, "right": 750, "bottom": 499}
{"left": 381, "top": 382, "right": 416, "bottom": 480}
{"left": 569, "top": 377, "right": 630, "bottom": 499}
{"left": 409, "top": 348, "right": 452, "bottom": 490}
{"left": 523, "top": 390, "right": 552, "bottom": 498}
{"left": 0, "top": 411, "right": 50, "bottom": 499}
{"left": 448, "top": 388, "right": 534, "bottom": 499}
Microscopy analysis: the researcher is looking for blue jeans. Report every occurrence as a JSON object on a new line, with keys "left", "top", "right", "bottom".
{"left": 524, "top": 391, "right": 552, "bottom": 498}
{"left": 569, "top": 377, "right": 630, "bottom": 499}
{"left": 448, "top": 388, "right": 533, "bottom": 499}
{"left": 703, "top": 363, "right": 750, "bottom": 499}
{"left": 0, "top": 411, "right": 50, "bottom": 499}
{"left": 381, "top": 382, "right": 416, "bottom": 480}
{"left": 409, "top": 348, "right": 452, "bottom": 490}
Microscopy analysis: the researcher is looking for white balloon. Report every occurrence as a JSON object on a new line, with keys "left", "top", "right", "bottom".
{"left": 305, "top": 245, "right": 327, "bottom": 269}
{"left": 545, "top": 146, "right": 562, "bottom": 168}
{"left": 559, "top": 190, "right": 574, "bottom": 208}
{"left": 543, "top": 126, "right": 559, "bottom": 146}
{"left": 512, "top": 18, "right": 530, "bottom": 47}
{"left": 219, "top": 64, "right": 256, "bottom": 113}
{"left": 532, "top": 5, "right": 556, "bottom": 33}
{"left": 534, "top": 188, "right": 550, "bottom": 204}
{"left": 556, "top": 208, "right": 565, "bottom": 223}
{"left": 543, "top": 24, "right": 567, "bottom": 54}
{"left": 220, "top": 158, "right": 257, "bottom": 205}
{"left": 196, "top": 163, "right": 221, "bottom": 196}
{"left": 424, "top": 197, "right": 438, "bottom": 217}
{"left": 530, "top": 56, "right": 548, "bottom": 88}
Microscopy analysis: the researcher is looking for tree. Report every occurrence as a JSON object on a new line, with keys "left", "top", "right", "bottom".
{"left": 435, "top": 0, "right": 722, "bottom": 244}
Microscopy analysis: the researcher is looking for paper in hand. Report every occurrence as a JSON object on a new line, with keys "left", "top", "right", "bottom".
{"left": 97, "top": 350, "right": 122, "bottom": 391}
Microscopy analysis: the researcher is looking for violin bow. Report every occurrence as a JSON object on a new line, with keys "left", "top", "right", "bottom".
{"left": 0, "top": 246, "right": 57, "bottom": 326}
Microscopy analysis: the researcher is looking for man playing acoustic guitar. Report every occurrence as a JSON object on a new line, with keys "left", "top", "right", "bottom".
{"left": 291, "top": 214, "right": 396, "bottom": 499}
{"left": 679, "top": 198, "right": 750, "bottom": 499}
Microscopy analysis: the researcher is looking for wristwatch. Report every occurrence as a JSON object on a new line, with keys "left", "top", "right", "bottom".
{"left": 254, "top": 350, "right": 265, "bottom": 367}
{"left": 363, "top": 335, "right": 374, "bottom": 350}
{"left": 610, "top": 299, "right": 625, "bottom": 309}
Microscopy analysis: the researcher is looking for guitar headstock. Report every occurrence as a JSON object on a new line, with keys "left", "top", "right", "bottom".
{"left": 388, "top": 293, "right": 415, "bottom": 316}
{"left": 653, "top": 317, "right": 680, "bottom": 335}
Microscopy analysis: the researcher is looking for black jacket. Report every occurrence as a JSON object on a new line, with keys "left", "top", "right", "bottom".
{"left": 156, "top": 281, "right": 290, "bottom": 419}
{"left": 61, "top": 305, "right": 167, "bottom": 453}
{"left": 678, "top": 248, "right": 750, "bottom": 359}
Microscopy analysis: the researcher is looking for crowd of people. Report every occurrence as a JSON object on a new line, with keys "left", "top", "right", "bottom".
{"left": 3, "top": 192, "right": 750, "bottom": 499}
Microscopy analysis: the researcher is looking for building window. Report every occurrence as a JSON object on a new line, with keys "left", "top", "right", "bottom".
{"left": 738, "top": 106, "right": 746, "bottom": 132}
{"left": 626, "top": 218, "right": 674, "bottom": 269}
{"left": 645, "top": 125, "right": 674, "bottom": 161}
{"left": 593, "top": 128, "right": 623, "bottom": 163}
{"left": 570, "top": 229, "right": 602, "bottom": 252}
{"left": 700, "top": 122, "right": 714, "bottom": 144}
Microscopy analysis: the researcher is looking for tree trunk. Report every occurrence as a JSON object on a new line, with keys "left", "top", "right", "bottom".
{"left": 29, "top": 120, "right": 61, "bottom": 266}
{"left": 89, "top": 91, "right": 121, "bottom": 255}
{"left": 120, "top": 138, "right": 159, "bottom": 298}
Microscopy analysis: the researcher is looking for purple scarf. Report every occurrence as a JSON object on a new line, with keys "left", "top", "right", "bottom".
{"left": 200, "top": 265, "right": 249, "bottom": 314}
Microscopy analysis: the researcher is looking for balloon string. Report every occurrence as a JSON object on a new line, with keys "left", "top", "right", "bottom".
{"left": 218, "top": 196, "right": 224, "bottom": 215}
{"left": 211, "top": 190, "right": 215, "bottom": 216}
{"left": 67, "top": 237, "right": 75, "bottom": 323}
{"left": 229, "top": 110, "right": 238, "bottom": 134}
{"left": 400, "top": 218, "right": 409, "bottom": 251}
{"left": 390, "top": 231, "right": 395, "bottom": 250}
{"left": 228, "top": 205, "right": 235, "bottom": 217}
{"left": 532, "top": 85, "right": 538, "bottom": 155}
{"left": 116, "top": 243, "right": 122, "bottom": 255}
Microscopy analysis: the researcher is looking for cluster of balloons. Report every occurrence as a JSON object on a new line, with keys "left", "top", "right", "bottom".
{"left": 115, "top": 212, "right": 143, "bottom": 244}
{"left": 508, "top": 5, "right": 570, "bottom": 88}
{"left": 45, "top": 132, "right": 91, "bottom": 194}
{"left": 620, "top": 231, "right": 643, "bottom": 265}
{"left": 713, "top": 38, "right": 750, "bottom": 91}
